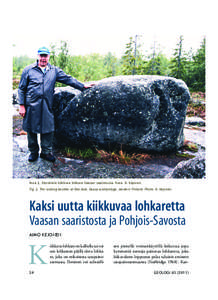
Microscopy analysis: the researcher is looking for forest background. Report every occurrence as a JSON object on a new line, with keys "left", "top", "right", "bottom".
{"left": 13, "top": 35, "right": 205, "bottom": 93}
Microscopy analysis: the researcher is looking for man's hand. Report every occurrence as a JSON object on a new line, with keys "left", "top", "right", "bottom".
{"left": 84, "top": 83, "right": 96, "bottom": 89}
{"left": 19, "top": 105, "right": 26, "bottom": 118}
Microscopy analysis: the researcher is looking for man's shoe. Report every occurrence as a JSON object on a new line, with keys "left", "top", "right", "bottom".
{"left": 40, "top": 152, "right": 56, "bottom": 162}
{"left": 28, "top": 153, "right": 38, "bottom": 162}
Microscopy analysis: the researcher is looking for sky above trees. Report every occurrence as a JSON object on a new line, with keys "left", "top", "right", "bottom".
{"left": 9, "top": 0, "right": 208, "bottom": 58}
{"left": 12, "top": 33, "right": 204, "bottom": 59}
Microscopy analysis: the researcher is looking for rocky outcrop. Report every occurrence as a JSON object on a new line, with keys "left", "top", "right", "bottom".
{"left": 185, "top": 116, "right": 205, "bottom": 127}
{"left": 53, "top": 75, "right": 190, "bottom": 152}
{"left": 166, "top": 153, "right": 206, "bottom": 178}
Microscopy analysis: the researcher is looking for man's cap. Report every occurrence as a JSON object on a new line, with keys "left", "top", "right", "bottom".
{"left": 38, "top": 46, "right": 50, "bottom": 55}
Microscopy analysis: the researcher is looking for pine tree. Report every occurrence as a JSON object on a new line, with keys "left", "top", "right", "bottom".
{"left": 191, "top": 37, "right": 206, "bottom": 91}
{"left": 49, "top": 43, "right": 57, "bottom": 66}
{"left": 58, "top": 41, "right": 69, "bottom": 72}
{"left": 104, "top": 52, "right": 118, "bottom": 77}
{"left": 121, "top": 37, "right": 136, "bottom": 75}
{"left": 145, "top": 42, "right": 169, "bottom": 76}
{"left": 169, "top": 35, "right": 187, "bottom": 79}
{"left": 121, "top": 36, "right": 146, "bottom": 75}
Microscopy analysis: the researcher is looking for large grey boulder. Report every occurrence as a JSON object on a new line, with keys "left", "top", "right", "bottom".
{"left": 53, "top": 75, "right": 190, "bottom": 152}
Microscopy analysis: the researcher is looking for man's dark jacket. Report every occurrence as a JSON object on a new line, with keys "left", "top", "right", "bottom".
{"left": 18, "top": 62, "right": 85, "bottom": 134}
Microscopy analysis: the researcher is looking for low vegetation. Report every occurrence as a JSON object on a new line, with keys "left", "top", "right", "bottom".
{"left": 61, "top": 146, "right": 151, "bottom": 165}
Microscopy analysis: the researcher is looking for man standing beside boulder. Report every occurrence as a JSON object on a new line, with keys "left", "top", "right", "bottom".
{"left": 18, "top": 46, "right": 94, "bottom": 162}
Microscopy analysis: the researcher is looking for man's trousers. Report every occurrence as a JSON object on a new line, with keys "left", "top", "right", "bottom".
{"left": 27, "top": 132, "right": 54, "bottom": 155}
